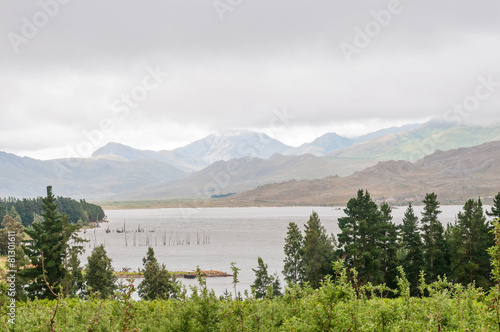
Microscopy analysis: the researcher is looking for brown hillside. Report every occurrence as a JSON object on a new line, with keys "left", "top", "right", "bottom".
{"left": 224, "top": 141, "right": 500, "bottom": 205}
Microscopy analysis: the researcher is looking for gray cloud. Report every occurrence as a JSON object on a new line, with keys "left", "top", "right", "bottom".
{"left": 0, "top": 0, "right": 499, "bottom": 159}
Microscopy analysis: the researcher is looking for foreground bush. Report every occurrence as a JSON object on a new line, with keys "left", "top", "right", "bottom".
{"left": 2, "top": 266, "right": 500, "bottom": 332}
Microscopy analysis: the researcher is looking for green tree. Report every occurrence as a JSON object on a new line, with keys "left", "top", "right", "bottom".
{"left": 400, "top": 203, "right": 424, "bottom": 295}
{"left": 449, "top": 198, "right": 493, "bottom": 288}
{"left": 251, "top": 256, "right": 280, "bottom": 299}
{"left": 282, "top": 222, "right": 304, "bottom": 285}
{"left": 0, "top": 215, "right": 25, "bottom": 255}
{"left": 21, "top": 186, "right": 76, "bottom": 299}
{"left": 0, "top": 215, "right": 29, "bottom": 300}
{"left": 303, "top": 211, "right": 335, "bottom": 289}
{"left": 487, "top": 192, "right": 500, "bottom": 220}
{"left": 84, "top": 244, "right": 117, "bottom": 299}
{"left": 138, "top": 247, "right": 178, "bottom": 300}
{"left": 379, "top": 202, "right": 400, "bottom": 289}
{"left": 421, "top": 192, "right": 448, "bottom": 282}
{"left": 338, "top": 190, "right": 386, "bottom": 285}
{"left": 0, "top": 200, "right": 6, "bottom": 221}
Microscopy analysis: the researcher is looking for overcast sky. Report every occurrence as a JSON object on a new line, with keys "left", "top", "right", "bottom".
{"left": 1, "top": 0, "right": 499, "bottom": 160}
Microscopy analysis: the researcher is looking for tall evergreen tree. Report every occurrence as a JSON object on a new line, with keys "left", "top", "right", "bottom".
{"left": 400, "top": 203, "right": 424, "bottom": 295}
{"left": 84, "top": 244, "right": 117, "bottom": 299}
{"left": 251, "top": 256, "right": 280, "bottom": 298}
{"left": 338, "top": 190, "right": 386, "bottom": 285}
{"left": 421, "top": 192, "right": 448, "bottom": 282}
{"left": 303, "top": 211, "right": 335, "bottom": 289}
{"left": 138, "top": 247, "right": 178, "bottom": 300}
{"left": 487, "top": 192, "right": 500, "bottom": 220}
{"left": 21, "top": 186, "right": 77, "bottom": 299}
{"left": 282, "top": 222, "right": 304, "bottom": 285}
{"left": 449, "top": 198, "right": 494, "bottom": 288}
{"left": 379, "top": 202, "right": 400, "bottom": 289}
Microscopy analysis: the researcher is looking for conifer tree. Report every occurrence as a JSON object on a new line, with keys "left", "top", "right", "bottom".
{"left": 21, "top": 186, "right": 77, "bottom": 299}
{"left": 138, "top": 247, "right": 178, "bottom": 300}
{"left": 303, "top": 211, "right": 335, "bottom": 288}
{"left": 449, "top": 198, "right": 493, "bottom": 288}
{"left": 84, "top": 244, "right": 117, "bottom": 299}
{"left": 421, "top": 192, "right": 448, "bottom": 282}
{"left": 379, "top": 202, "right": 400, "bottom": 289}
{"left": 251, "top": 256, "right": 280, "bottom": 298}
{"left": 487, "top": 192, "right": 500, "bottom": 219}
{"left": 338, "top": 190, "right": 385, "bottom": 285}
{"left": 401, "top": 203, "right": 424, "bottom": 295}
{"left": 282, "top": 222, "right": 304, "bottom": 285}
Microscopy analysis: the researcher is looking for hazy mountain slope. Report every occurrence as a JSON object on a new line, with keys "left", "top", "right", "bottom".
{"left": 328, "top": 123, "right": 500, "bottom": 161}
{"left": 171, "top": 131, "right": 292, "bottom": 164}
{"left": 354, "top": 123, "right": 421, "bottom": 143}
{"left": 0, "top": 151, "right": 58, "bottom": 197}
{"left": 289, "top": 133, "right": 355, "bottom": 155}
{"left": 0, "top": 152, "right": 188, "bottom": 200}
{"left": 116, "top": 154, "right": 378, "bottom": 200}
{"left": 93, "top": 131, "right": 293, "bottom": 171}
{"left": 225, "top": 140, "right": 500, "bottom": 206}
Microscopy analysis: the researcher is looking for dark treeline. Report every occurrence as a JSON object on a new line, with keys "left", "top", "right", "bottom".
{"left": 282, "top": 189, "right": 500, "bottom": 295}
{"left": 0, "top": 194, "right": 105, "bottom": 226}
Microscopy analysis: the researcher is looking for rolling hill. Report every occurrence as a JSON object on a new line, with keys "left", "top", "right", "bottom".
{"left": 328, "top": 122, "right": 500, "bottom": 161}
{"left": 114, "top": 154, "right": 378, "bottom": 200}
{"left": 223, "top": 140, "right": 500, "bottom": 206}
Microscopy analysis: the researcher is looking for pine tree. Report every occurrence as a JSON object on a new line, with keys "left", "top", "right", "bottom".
{"left": 379, "top": 202, "right": 400, "bottom": 289}
{"left": 282, "top": 222, "right": 304, "bottom": 285}
{"left": 449, "top": 198, "right": 494, "bottom": 288}
{"left": 421, "top": 192, "right": 448, "bottom": 282}
{"left": 338, "top": 190, "right": 385, "bottom": 285}
{"left": 138, "top": 247, "right": 178, "bottom": 300}
{"left": 251, "top": 256, "right": 280, "bottom": 298}
{"left": 487, "top": 192, "right": 500, "bottom": 219}
{"left": 400, "top": 203, "right": 424, "bottom": 295}
{"left": 21, "top": 186, "right": 74, "bottom": 299}
{"left": 84, "top": 244, "right": 117, "bottom": 299}
{"left": 303, "top": 211, "right": 335, "bottom": 288}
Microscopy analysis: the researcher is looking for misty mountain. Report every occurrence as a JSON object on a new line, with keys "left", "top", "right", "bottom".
{"left": 354, "top": 123, "right": 421, "bottom": 143}
{"left": 93, "top": 131, "right": 293, "bottom": 171}
{"left": 288, "top": 132, "right": 355, "bottom": 156}
{"left": 114, "top": 154, "right": 378, "bottom": 200}
{"left": 0, "top": 151, "right": 187, "bottom": 200}
{"left": 227, "top": 140, "right": 500, "bottom": 206}
{"left": 328, "top": 122, "right": 500, "bottom": 161}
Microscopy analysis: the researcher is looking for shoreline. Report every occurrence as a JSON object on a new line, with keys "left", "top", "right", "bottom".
{"left": 114, "top": 270, "right": 232, "bottom": 279}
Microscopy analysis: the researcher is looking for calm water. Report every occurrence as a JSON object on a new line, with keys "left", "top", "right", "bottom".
{"left": 78, "top": 205, "right": 489, "bottom": 296}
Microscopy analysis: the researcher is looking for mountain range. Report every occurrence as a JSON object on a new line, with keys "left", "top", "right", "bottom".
{"left": 1, "top": 120, "right": 500, "bottom": 204}
{"left": 223, "top": 140, "right": 500, "bottom": 206}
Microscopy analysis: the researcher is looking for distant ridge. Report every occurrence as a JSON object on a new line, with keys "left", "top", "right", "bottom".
{"left": 3, "top": 121, "right": 500, "bottom": 202}
{"left": 224, "top": 140, "right": 500, "bottom": 206}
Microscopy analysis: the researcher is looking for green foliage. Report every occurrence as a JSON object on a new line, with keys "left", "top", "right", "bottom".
{"left": 488, "top": 192, "right": 500, "bottom": 219}
{"left": 4, "top": 259, "right": 499, "bottom": 331}
{"left": 282, "top": 222, "right": 304, "bottom": 285}
{"left": 400, "top": 203, "right": 424, "bottom": 295}
{"left": 138, "top": 247, "right": 179, "bottom": 300}
{"left": 421, "top": 192, "right": 449, "bottom": 282}
{"left": 338, "top": 190, "right": 396, "bottom": 286}
{"left": 303, "top": 211, "right": 335, "bottom": 289}
{"left": 0, "top": 195, "right": 105, "bottom": 226}
{"left": 21, "top": 186, "right": 73, "bottom": 300}
{"left": 84, "top": 244, "right": 117, "bottom": 299}
{"left": 449, "top": 198, "right": 493, "bottom": 289}
{"left": 251, "top": 257, "right": 281, "bottom": 299}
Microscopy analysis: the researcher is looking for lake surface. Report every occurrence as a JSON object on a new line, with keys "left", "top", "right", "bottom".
{"left": 78, "top": 205, "right": 490, "bottom": 297}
